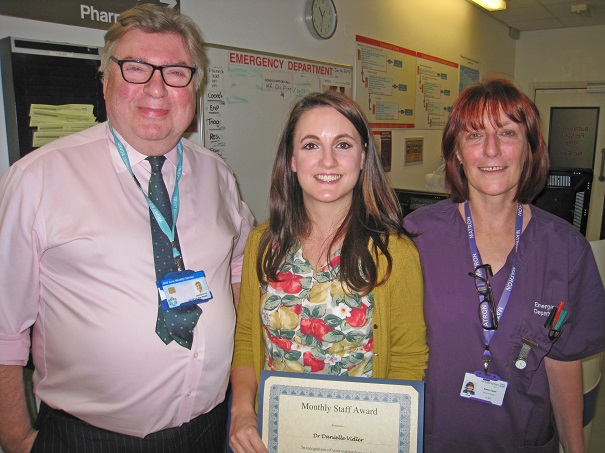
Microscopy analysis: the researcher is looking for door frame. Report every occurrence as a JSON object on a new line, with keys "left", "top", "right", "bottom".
{"left": 532, "top": 81, "right": 605, "bottom": 241}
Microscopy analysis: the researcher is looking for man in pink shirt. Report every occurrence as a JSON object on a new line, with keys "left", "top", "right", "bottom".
{"left": 0, "top": 5, "right": 253, "bottom": 452}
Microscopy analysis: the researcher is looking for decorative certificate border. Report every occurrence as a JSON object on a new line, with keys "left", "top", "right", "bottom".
{"left": 258, "top": 371, "right": 424, "bottom": 453}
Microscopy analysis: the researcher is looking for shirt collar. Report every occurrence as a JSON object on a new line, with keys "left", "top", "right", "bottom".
{"left": 106, "top": 123, "right": 180, "bottom": 173}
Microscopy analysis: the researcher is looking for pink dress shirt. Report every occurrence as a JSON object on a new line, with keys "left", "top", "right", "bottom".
{"left": 0, "top": 122, "right": 254, "bottom": 437}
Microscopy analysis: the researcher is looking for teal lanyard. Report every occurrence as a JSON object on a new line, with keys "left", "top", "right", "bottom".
{"left": 109, "top": 124, "right": 183, "bottom": 261}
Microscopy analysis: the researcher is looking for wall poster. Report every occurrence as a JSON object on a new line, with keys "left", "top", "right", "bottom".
{"left": 459, "top": 55, "right": 480, "bottom": 93}
{"left": 415, "top": 52, "right": 458, "bottom": 129}
{"left": 355, "top": 35, "right": 416, "bottom": 129}
{"left": 373, "top": 130, "right": 392, "bottom": 172}
{"left": 404, "top": 137, "right": 424, "bottom": 166}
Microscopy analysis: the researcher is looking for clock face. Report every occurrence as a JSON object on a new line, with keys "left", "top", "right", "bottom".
{"left": 515, "top": 358, "right": 527, "bottom": 370}
{"left": 305, "top": 0, "right": 337, "bottom": 39}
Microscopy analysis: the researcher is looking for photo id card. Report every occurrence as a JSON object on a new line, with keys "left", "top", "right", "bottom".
{"left": 460, "top": 371, "right": 508, "bottom": 406}
{"left": 157, "top": 270, "right": 213, "bottom": 310}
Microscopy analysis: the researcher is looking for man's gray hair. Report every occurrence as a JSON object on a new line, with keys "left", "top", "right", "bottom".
{"left": 100, "top": 4, "right": 207, "bottom": 91}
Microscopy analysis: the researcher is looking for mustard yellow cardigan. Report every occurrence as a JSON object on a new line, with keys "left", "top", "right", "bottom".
{"left": 232, "top": 225, "right": 428, "bottom": 384}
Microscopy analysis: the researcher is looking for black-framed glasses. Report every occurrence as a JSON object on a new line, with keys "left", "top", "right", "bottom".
{"left": 110, "top": 56, "right": 196, "bottom": 88}
{"left": 468, "top": 264, "right": 499, "bottom": 330}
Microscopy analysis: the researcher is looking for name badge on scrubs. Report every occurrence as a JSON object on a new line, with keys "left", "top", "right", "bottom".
{"left": 460, "top": 371, "right": 508, "bottom": 406}
{"left": 156, "top": 270, "right": 213, "bottom": 310}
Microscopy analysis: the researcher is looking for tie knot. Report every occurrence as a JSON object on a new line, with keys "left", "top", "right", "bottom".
{"left": 147, "top": 156, "right": 166, "bottom": 174}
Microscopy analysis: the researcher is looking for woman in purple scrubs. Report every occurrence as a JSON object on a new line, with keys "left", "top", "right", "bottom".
{"left": 405, "top": 78, "right": 605, "bottom": 452}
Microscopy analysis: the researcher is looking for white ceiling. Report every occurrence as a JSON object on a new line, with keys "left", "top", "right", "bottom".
{"left": 483, "top": 0, "right": 605, "bottom": 31}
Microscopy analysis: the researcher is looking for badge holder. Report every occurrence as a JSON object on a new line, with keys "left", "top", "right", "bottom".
{"left": 157, "top": 270, "right": 213, "bottom": 310}
{"left": 460, "top": 371, "right": 508, "bottom": 406}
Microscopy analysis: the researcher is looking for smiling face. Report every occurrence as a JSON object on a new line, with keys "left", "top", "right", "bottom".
{"left": 103, "top": 29, "right": 197, "bottom": 156}
{"left": 290, "top": 106, "right": 366, "bottom": 215}
{"left": 457, "top": 110, "right": 529, "bottom": 204}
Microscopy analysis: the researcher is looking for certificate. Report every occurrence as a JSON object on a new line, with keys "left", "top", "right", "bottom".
{"left": 258, "top": 371, "right": 424, "bottom": 453}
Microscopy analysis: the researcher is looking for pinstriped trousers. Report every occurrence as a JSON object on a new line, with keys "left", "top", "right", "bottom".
{"left": 31, "top": 400, "right": 227, "bottom": 453}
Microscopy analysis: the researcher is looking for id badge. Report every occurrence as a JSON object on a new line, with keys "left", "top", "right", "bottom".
{"left": 157, "top": 270, "right": 213, "bottom": 310}
{"left": 460, "top": 371, "right": 508, "bottom": 406}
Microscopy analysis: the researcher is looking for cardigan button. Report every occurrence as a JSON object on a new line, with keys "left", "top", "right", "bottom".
{"left": 373, "top": 324, "right": 378, "bottom": 329}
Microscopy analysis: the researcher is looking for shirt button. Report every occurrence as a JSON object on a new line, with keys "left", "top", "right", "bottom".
{"left": 193, "top": 352, "right": 199, "bottom": 358}
{"left": 187, "top": 391, "right": 192, "bottom": 397}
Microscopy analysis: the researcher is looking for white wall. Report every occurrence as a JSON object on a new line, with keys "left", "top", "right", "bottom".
{"left": 514, "top": 24, "right": 605, "bottom": 94}
{"left": 184, "top": 0, "right": 516, "bottom": 193}
{"left": 0, "top": 0, "right": 516, "bottom": 194}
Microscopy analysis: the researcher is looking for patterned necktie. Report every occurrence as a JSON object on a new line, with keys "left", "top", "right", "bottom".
{"left": 147, "top": 156, "right": 202, "bottom": 349}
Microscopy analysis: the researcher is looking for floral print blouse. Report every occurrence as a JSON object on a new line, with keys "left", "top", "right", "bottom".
{"left": 261, "top": 242, "right": 374, "bottom": 377}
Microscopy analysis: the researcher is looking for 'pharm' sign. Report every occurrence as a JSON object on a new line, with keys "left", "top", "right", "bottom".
{"left": 0, "top": 0, "right": 180, "bottom": 31}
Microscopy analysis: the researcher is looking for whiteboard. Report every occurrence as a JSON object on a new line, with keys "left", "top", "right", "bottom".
{"left": 200, "top": 44, "right": 353, "bottom": 223}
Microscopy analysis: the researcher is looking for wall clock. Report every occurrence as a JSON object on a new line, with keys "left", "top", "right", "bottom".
{"left": 305, "top": 0, "right": 337, "bottom": 40}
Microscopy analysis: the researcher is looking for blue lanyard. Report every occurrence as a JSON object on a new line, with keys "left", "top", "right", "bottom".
{"left": 465, "top": 201, "right": 523, "bottom": 372}
{"left": 109, "top": 124, "right": 183, "bottom": 261}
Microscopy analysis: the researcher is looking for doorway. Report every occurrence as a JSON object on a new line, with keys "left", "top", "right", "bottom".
{"left": 534, "top": 87, "right": 605, "bottom": 241}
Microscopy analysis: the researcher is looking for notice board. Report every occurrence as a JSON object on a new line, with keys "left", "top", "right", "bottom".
{"left": 200, "top": 44, "right": 353, "bottom": 223}
{"left": 547, "top": 107, "right": 599, "bottom": 172}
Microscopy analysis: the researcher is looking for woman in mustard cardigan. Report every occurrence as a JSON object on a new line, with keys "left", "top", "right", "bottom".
{"left": 229, "top": 91, "right": 427, "bottom": 453}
